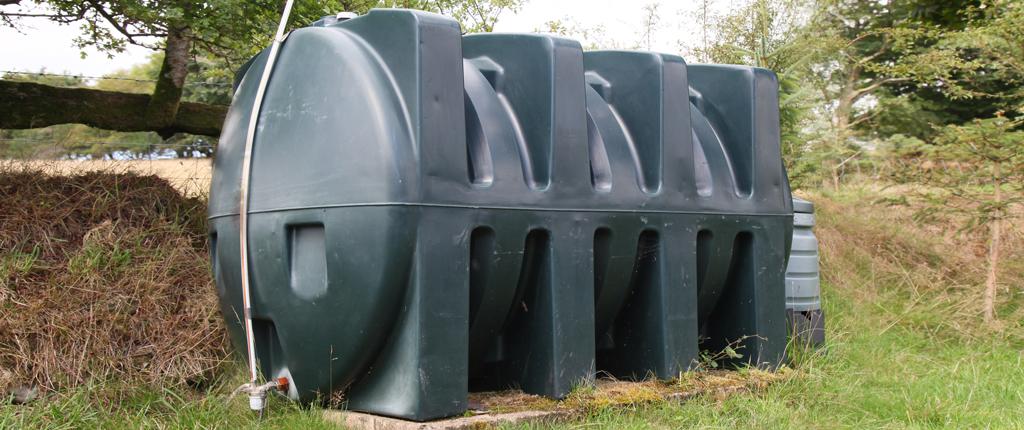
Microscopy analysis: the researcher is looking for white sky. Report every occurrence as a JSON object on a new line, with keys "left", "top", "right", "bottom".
{"left": 495, "top": 0, "right": 715, "bottom": 53}
{"left": 0, "top": 18, "right": 152, "bottom": 77}
{"left": 0, "top": 0, "right": 732, "bottom": 77}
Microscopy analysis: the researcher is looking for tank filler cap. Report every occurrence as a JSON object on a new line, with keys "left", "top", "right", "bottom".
{"left": 309, "top": 12, "right": 358, "bottom": 27}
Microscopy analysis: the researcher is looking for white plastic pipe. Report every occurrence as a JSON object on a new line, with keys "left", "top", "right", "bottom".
{"left": 238, "top": 0, "right": 295, "bottom": 399}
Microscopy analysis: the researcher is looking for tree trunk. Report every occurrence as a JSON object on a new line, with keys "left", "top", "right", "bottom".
{"left": 833, "top": 65, "right": 859, "bottom": 138}
{"left": 0, "top": 80, "right": 226, "bottom": 136}
{"left": 146, "top": 26, "right": 193, "bottom": 130}
{"left": 831, "top": 164, "right": 840, "bottom": 192}
{"left": 983, "top": 162, "right": 1002, "bottom": 324}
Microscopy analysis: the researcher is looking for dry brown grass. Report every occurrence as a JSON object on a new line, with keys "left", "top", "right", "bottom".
{"left": 4, "top": 159, "right": 212, "bottom": 197}
{"left": 805, "top": 185, "right": 1024, "bottom": 338}
{"left": 467, "top": 369, "right": 786, "bottom": 416}
{"left": 0, "top": 166, "right": 229, "bottom": 394}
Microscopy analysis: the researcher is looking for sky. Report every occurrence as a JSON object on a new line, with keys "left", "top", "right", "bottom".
{"left": 1, "top": 17, "right": 152, "bottom": 77}
{"left": 0, "top": 0, "right": 731, "bottom": 78}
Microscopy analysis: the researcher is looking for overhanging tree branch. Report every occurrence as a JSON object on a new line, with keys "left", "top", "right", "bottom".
{"left": 84, "top": 0, "right": 165, "bottom": 46}
{"left": 0, "top": 11, "right": 79, "bottom": 19}
{"left": 850, "top": 77, "right": 911, "bottom": 102}
{"left": 0, "top": 80, "right": 225, "bottom": 137}
{"left": 0, "top": 1, "right": 85, "bottom": 24}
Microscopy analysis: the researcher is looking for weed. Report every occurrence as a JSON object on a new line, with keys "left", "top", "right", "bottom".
{"left": 695, "top": 335, "right": 756, "bottom": 370}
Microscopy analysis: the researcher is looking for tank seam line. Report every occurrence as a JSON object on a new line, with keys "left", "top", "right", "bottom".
{"left": 208, "top": 202, "right": 794, "bottom": 219}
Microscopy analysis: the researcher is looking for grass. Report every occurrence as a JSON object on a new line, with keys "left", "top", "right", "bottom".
{"left": 512, "top": 282, "right": 1023, "bottom": 429}
{"left": 2, "top": 176, "right": 1022, "bottom": 428}
{"left": 505, "top": 182, "right": 1024, "bottom": 429}
{"left": 2, "top": 159, "right": 212, "bottom": 197}
{"left": 0, "top": 374, "right": 336, "bottom": 429}
{"left": 0, "top": 169, "right": 226, "bottom": 396}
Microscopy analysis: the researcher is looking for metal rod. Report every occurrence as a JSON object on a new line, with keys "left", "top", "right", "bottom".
{"left": 239, "top": 0, "right": 295, "bottom": 388}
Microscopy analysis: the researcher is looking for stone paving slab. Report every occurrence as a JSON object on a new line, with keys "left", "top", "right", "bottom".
{"left": 323, "top": 409, "right": 572, "bottom": 430}
{"left": 324, "top": 371, "right": 781, "bottom": 429}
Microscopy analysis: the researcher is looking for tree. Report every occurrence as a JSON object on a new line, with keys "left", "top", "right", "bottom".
{"left": 536, "top": 17, "right": 626, "bottom": 51}
{"left": 0, "top": 0, "right": 520, "bottom": 137}
{"left": 435, "top": 0, "right": 523, "bottom": 33}
{"left": 860, "top": 1, "right": 1024, "bottom": 143}
{"left": 912, "top": 114, "right": 1023, "bottom": 324}
{"left": 0, "top": 0, "right": 285, "bottom": 136}
{"left": 693, "top": 0, "right": 716, "bottom": 63}
{"left": 637, "top": 3, "right": 661, "bottom": 51}
{"left": 693, "top": 0, "right": 822, "bottom": 189}
{"left": 0, "top": 56, "right": 230, "bottom": 159}
{"left": 808, "top": 1, "right": 919, "bottom": 137}
{"left": 786, "top": 0, "right": 987, "bottom": 189}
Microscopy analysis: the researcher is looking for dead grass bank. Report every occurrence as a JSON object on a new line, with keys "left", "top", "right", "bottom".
{"left": 3, "top": 159, "right": 212, "bottom": 197}
{"left": 806, "top": 184, "right": 1024, "bottom": 339}
{"left": 0, "top": 167, "right": 229, "bottom": 395}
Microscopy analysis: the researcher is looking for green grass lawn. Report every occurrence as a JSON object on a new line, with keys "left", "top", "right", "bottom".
{"left": 6, "top": 279, "right": 1020, "bottom": 429}
{"left": 3, "top": 188, "right": 1022, "bottom": 429}
{"left": 520, "top": 187, "right": 1024, "bottom": 428}
{"left": 517, "top": 281, "right": 1024, "bottom": 429}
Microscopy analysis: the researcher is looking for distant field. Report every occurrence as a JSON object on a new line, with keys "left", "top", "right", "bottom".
{"left": 3, "top": 159, "right": 212, "bottom": 196}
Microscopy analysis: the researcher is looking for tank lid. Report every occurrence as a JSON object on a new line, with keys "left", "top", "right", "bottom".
{"left": 792, "top": 198, "right": 814, "bottom": 214}
{"left": 309, "top": 11, "right": 358, "bottom": 27}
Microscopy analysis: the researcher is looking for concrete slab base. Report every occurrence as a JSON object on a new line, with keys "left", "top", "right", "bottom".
{"left": 323, "top": 371, "right": 782, "bottom": 429}
{"left": 323, "top": 409, "right": 573, "bottom": 430}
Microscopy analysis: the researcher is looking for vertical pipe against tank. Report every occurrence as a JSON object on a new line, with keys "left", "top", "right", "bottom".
{"left": 237, "top": 0, "right": 294, "bottom": 413}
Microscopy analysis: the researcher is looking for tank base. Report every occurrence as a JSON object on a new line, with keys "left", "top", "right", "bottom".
{"left": 786, "top": 309, "right": 825, "bottom": 347}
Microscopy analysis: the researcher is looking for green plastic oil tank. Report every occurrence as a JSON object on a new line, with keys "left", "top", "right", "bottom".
{"left": 208, "top": 9, "right": 793, "bottom": 421}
